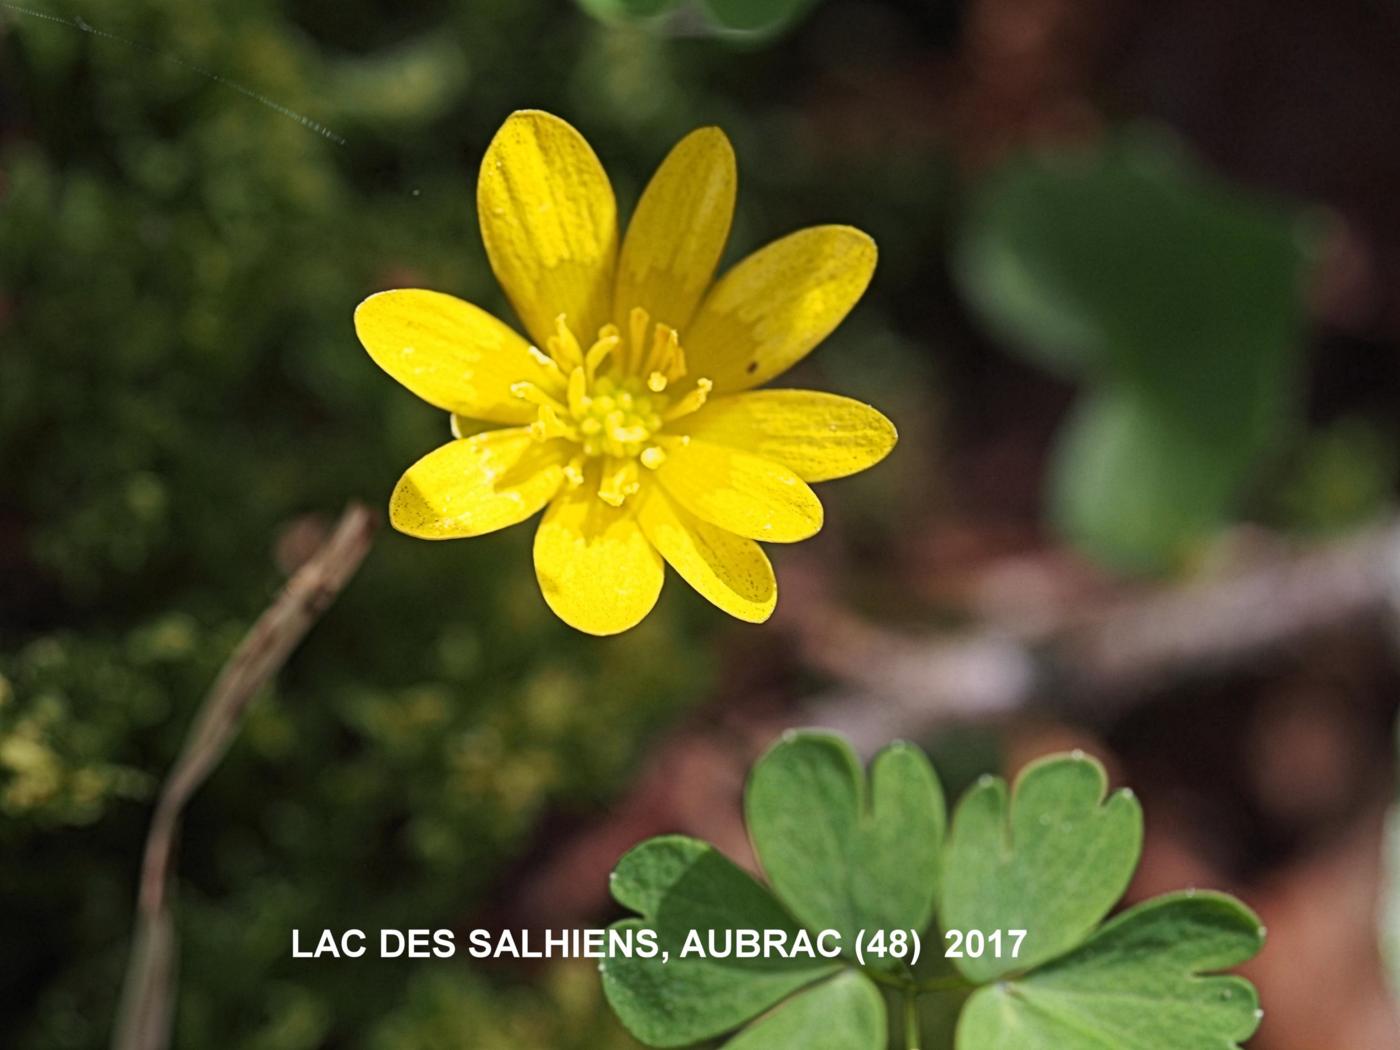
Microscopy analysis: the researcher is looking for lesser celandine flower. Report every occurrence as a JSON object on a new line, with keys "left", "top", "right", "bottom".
{"left": 356, "top": 111, "right": 896, "bottom": 635}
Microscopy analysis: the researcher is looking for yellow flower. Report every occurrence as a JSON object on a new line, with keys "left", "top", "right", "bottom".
{"left": 356, "top": 111, "right": 896, "bottom": 636}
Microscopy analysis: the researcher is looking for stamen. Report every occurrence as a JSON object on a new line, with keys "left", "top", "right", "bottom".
{"left": 663, "top": 377, "right": 713, "bottom": 422}
{"left": 643, "top": 323, "right": 680, "bottom": 379}
{"left": 524, "top": 310, "right": 698, "bottom": 492}
{"left": 547, "top": 315, "right": 583, "bottom": 370}
{"left": 597, "top": 458, "right": 640, "bottom": 507}
{"left": 585, "top": 329, "right": 620, "bottom": 384}
{"left": 628, "top": 307, "right": 650, "bottom": 375}
{"left": 526, "top": 344, "right": 564, "bottom": 379}
{"left": 511, "top": 381, "right": 568, "bottom": 414}
{"left": 531, "top": 403, "right": 579, "bottom": 442}
{"left": 567, "top": 367, "right": 589, "bottom": 417}
{"left": 664, "top": 342, "right": 688, "bottom": 384}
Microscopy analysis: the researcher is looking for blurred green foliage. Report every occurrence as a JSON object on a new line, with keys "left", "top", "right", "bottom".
{"left": 577, "top": 0, "right": 822, "bottom": 37}
{"left": 958, "top": 133, "right": 1318, "bottom": 571}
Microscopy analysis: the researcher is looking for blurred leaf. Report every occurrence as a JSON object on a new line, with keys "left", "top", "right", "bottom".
{"left": 1050, "top": 388, "right": 1249, "bottom": 572}
{"left": 745, "top": 733, "right": 943, "bottom": 962}
{"left": 957, "top": 133, "right": 1310, "bottom": 390}
{"left": 956, "top": 132, "right": 1315, "bottom": 570}
{"left": 956, "top": 893, "right": 1265, "bottom": 1050}
{"left": 940, "top": 753, "right": 1141, "bottom": 982}
{"left": 577, "top": 0, "right": 680, "bottom": 21}
{"left": 701, "top": 0, "right": 820, "bottom": 34}
{"left": 1271, "top": 416, "right": 1397, "bottom": 535}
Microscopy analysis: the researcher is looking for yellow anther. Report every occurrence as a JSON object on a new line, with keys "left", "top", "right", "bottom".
{"left": 667, "top": 343, "right": 688, "bottom": 383}
{"left": 640, "top": 445, "right": 667, "bottom": 470}
{"left": 643, "top": 323, "right": 681, "bottom": 379}
{"left": 663, "top": 377, "right": 713, "bottom": 422}
{"left": 511, "top": 381, "right": 567, "bottom": 413}
{"left": 567, "top": 367, "right": 588, "bottom": 417}
{"left": 628, "top": 307, "right": 651, "bottom": 374}
{"left": 647, "top": 371, "right": 668, "bottom": 393}
{"left": 531, "top": 403, "right": 579, "bottom": 442}
{"left": 585, "top": 329, "right": 620, "bottom": 384}
{"left": 597, "top": 458, "right": 640, "bottom": 507}
{"left": 547, "top": 314, "right": 583, "bottom": 370}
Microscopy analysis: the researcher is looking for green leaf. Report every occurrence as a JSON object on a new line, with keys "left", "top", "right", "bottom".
{"left": 1049, "top": 388, "right": 1250, "bottom": 572}
{"left": 701, "top": 0, "right": 819, "bottom": 34}
{"left": 602, "top": 736, "right": 1263, "bottom": 1050}
{"left": 724, "top": 971, "right": 886, "bottom": 1049}
{"left": 939, "top": 753, "right": 1142, "bottom": 982}
{"left": 745, "top": 732, "right": 944, "bottom": 962}
{"left": 602, "top": 836, "right": 839, "bottom": 1047}
{"left": 956, "top": 893, "right": 1266, "bottom": 1050}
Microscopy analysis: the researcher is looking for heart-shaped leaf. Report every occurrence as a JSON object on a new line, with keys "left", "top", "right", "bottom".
{"left": 602, "top": 836, "right": 838, "bottom": 1047}
{"left": 939, "top": 753, "right": 1142, "bottom": 982}
{"left": 956, "top": 892, "right": 1266, "bottom": 1050}
{"left": 724, "top": 970, "right": 886, "bottom": 1049}
{"left": 746, "top": 732, "right": 944, "bottom": 961}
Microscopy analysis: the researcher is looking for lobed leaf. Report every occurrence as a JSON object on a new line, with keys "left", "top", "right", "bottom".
{"left": 602, "top": 836, "right": 838, "bottom": 1046}
{"left": 956, "top": 893, "right": 1266, "bottom": 1050}
{"left": 602, "top": 737, "right": 1265, "bottom": 1050}
{"left": 939, "top": 753, "right": 1142, "bottom": 982}
{"left": 746, "top": 732, "right": 944, "bottom": 966}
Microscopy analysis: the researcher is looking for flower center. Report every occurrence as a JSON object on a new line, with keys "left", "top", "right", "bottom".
{"left": 510, "top": 307, "right": 713, "bottom": 507}
{"left": 574, "top": 374, "right": 666, "bottom": 460}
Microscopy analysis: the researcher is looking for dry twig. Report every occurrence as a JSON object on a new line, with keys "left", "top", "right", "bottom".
{"left": 112, "top": 503, "right": 378, "bottom": 1050}
{"left": 799, "top": 522, "right": 1400, "bottom": 753}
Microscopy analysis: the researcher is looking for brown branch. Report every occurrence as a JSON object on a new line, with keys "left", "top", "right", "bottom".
{"left": 798, "top": 522, "right": 1400, "bottom": 752}
{"left": 112, "top": 503, "right": 378, "bottom": 1050}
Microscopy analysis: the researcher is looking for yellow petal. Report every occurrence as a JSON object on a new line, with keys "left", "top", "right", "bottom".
{"left": 638, "top": 488, "right": 775, "bottom": 623}
{"left": 356, "top": 290, "right": 559, "bottom": 424}
{"left": 390, "top": 429, "right": 566, "bottom": 539}
{"left": 533, "top": 482, "right": 664, "bottom": 635}
{"left": 614, "top": 126, "right": 737, "bottom": 331}
{"left": 656, "top": 438, "right": 823, "bottom": 543}
{"left": 681, "top": 389, "right": 897, "bottom": 482}
{"left": 449, "top": 413, "right": 504, "bottom": 439}
{"left": 478, "top": 110, "right": 619, "bottom": 349}
{"left": 685, "top": 226, "right": 876, "bottom": 393}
